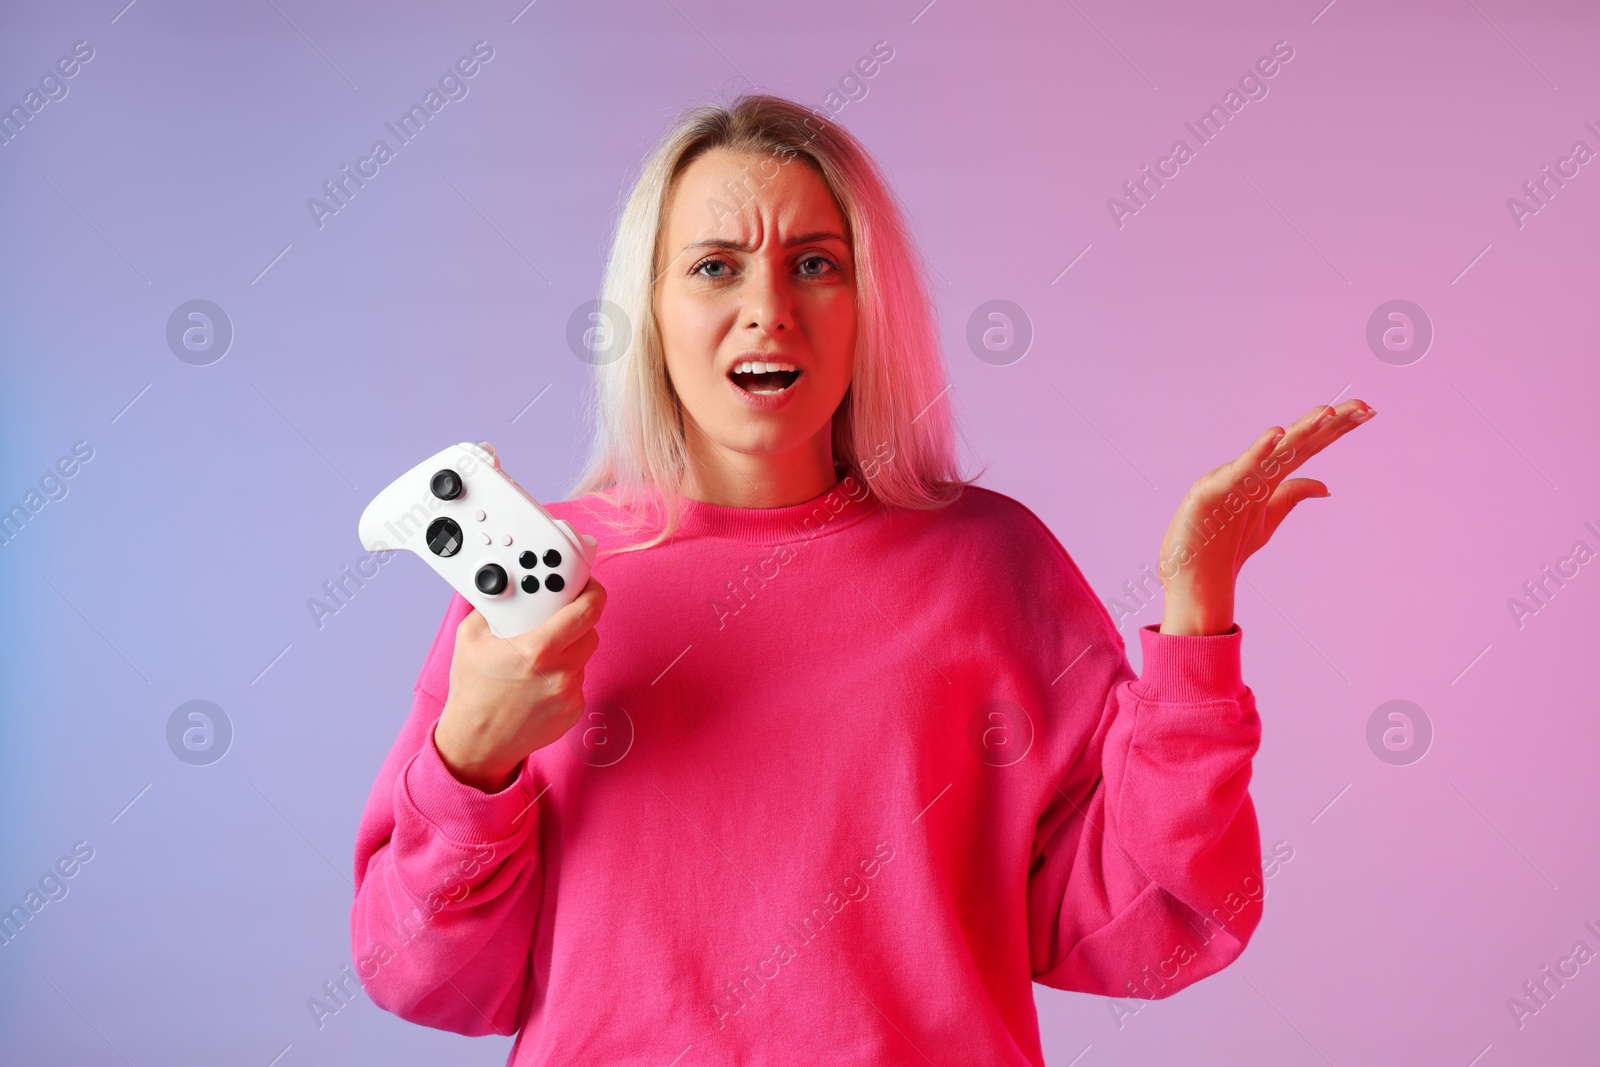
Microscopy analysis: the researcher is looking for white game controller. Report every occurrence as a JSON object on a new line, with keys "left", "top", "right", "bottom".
{"left": 358, "top": 442, "right": 597, "bottom": 638}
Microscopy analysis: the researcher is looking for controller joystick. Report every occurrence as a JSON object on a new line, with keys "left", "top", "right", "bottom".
{"left": 475, "top": 563, "right": 509, "bottom": 595}
{"left": 430, "top": 469, "right": 464, "bottom": 500}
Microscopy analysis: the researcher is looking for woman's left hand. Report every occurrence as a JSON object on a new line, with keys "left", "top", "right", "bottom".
{"left": 1156, "top": 399, "right": 1376, "bottom": 636}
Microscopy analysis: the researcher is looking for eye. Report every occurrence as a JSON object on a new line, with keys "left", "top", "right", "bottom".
{"left": 798, "top": 254, "right": 839, "bottom": 277}
{"left": 690, "top": 257, "right": 733, "bottom": 279}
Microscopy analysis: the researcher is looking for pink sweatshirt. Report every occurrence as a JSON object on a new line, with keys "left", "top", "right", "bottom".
{"left": 350, "top": 474, "right": 1264, "bottom": 1065}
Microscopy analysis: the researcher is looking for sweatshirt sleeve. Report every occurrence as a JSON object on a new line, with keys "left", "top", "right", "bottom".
{"left": 349, "top": 592, "right": 545, "bottom": 1035}
{"left": 1026, "top": 567, "right": 1264, "bottom": 999}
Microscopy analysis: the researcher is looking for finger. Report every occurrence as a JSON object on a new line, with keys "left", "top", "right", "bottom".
{"left": 1288, "top": 401, "right": 1376, "bottom": 463}
{"left": 1311, "top": 399, "right": 1374, "bottom": 435}
{"left": 1238, "top": 399, "right": 1367, "bottom": 467}
{"left": 1223, "top": 421, "right": 1295, "bottom": 483}
{"left": 1251, "top": 400, "right": 1374, "bottom": 481}
{"left": 1291, "top": 400, "right": 1365, "bottom": 439}
{"left": 568, "top": 626, "right": 601, "bottom": 665}
{"left": 457, "top": 607, "right": 488, "bottom": 638}
{"left": 1238, "top": 423, "right": 1288, "bottom": 466}
{"left": 1280, "top": 404, "right": 1340, "bottom": 455}
{"left": 1261, "top": 478, "right": 1329, "bottom": 541}
{"left": 517, "top": 576, "right": 607, "bottom": 656}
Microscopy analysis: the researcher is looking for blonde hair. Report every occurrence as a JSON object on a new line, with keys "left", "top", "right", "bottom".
{"left": 572, "top": 92, "right": 974, "bottom": 551}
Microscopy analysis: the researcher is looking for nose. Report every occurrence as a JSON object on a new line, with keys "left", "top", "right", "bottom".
{"left": 741, "top": 257, "right": 793, "bottom": 335}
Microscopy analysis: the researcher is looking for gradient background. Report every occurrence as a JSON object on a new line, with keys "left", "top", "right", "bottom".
{"left": 2, "top": 0, "right": 1597, "bottom": 1064}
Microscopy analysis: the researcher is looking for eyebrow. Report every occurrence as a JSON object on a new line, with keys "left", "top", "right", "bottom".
{"left": 680, "top": 230, "right": 849, "bottom": 254}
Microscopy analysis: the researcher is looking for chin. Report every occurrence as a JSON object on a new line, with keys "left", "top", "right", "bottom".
{"left": 719, "top": 427, "right": 811, "bottom": 458}
{"left": 714, "top": 414, "right": 827, "bottom": 458}
{"left": 688, "top": 379, "right": 846, "bottom": 464}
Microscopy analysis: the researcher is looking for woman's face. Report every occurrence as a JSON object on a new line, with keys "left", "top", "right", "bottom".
{"left": 653, "top": 147, "right": 857, "bottom": 479}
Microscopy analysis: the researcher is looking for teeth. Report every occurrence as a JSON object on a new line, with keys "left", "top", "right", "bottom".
{"left": 732, "top": 360, "right": 798, "bottom": 375}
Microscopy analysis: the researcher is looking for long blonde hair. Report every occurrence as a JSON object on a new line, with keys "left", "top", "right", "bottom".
{"left": 572, "top": 92, "right": 973, "bottom": 551}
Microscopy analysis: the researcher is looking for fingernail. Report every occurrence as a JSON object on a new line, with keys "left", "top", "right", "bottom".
{"left": 1350, "top": 409, "right": 1371, "bottom": 420}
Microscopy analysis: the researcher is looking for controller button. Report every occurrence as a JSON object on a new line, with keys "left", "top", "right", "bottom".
{"left": 474, "top": 509, "right": 486, "bottom": 522}
{"left": 425, "top": 518, "right": 463, "bottom": 557}
{"left": 543, "top": 549, "right": 562, "bottom": 568}
{"left": 545, "top": 574, "right": 565, "bottom": 593}
{"left": 521, "top": 575, "right": 540, "bottom": 593}
{"left": 430, "top": 469, "right": 464, "bottom": 501}
{"left": 479, "top": 532, "right": 492, "bottom": 545}
{"left": 519, "top": 551, "right": 537, "bottom": 569}
{"left": 501, "top": 534, "right": 513, "bottom": 546}
{"left": 475, "top": 564, "right": 509, "bottom": 595}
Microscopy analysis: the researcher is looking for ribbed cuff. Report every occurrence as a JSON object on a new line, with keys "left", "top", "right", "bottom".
{"left": 1131, "top": 622, "right": 1247, "bottom": 703}
{"left": 401, "top": 726, "right": 536, "bottom": 845}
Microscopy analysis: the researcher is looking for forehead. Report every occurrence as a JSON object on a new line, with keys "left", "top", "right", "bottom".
{"left": 661, "top": 146, "right": 849, "bottom": 246}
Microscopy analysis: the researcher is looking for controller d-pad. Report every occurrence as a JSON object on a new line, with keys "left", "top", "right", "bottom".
{"left": 426, "top": 518, "right": 463, "bottom": 557}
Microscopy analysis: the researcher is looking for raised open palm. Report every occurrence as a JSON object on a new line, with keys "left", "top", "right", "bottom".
{"left": 1157, "top": 399, "right": 1376, "bottom": 635}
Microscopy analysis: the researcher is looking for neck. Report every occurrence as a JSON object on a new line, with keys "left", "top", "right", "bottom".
{"left": 681, "top": 423, "right": 838, "bottom": 508}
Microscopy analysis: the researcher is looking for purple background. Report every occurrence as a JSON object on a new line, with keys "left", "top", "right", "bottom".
{"left": 2, "top": 0, "right": 1598, "bottom": 1063}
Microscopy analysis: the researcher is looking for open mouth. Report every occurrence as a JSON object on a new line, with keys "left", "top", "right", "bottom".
{"left": 728, "top": 360, "right": 802, "bottom": 396}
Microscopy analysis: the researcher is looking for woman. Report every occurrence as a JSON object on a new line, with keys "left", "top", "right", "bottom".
{"left": 350, "top": 93, "right": 1372, "bottom": 1063}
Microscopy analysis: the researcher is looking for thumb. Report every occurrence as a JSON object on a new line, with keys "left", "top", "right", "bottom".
{"left": 1263, "top": 478, "right": 1329, "bottom": 539}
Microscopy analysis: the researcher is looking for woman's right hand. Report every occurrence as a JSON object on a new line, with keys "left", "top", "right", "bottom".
{"left": 432, "top": 578, "right": 607, "bottom": 793}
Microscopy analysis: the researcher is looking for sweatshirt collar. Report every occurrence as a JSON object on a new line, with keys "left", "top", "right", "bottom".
{"left": 673, "top": 471, "right": 880, "bottom": 545}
